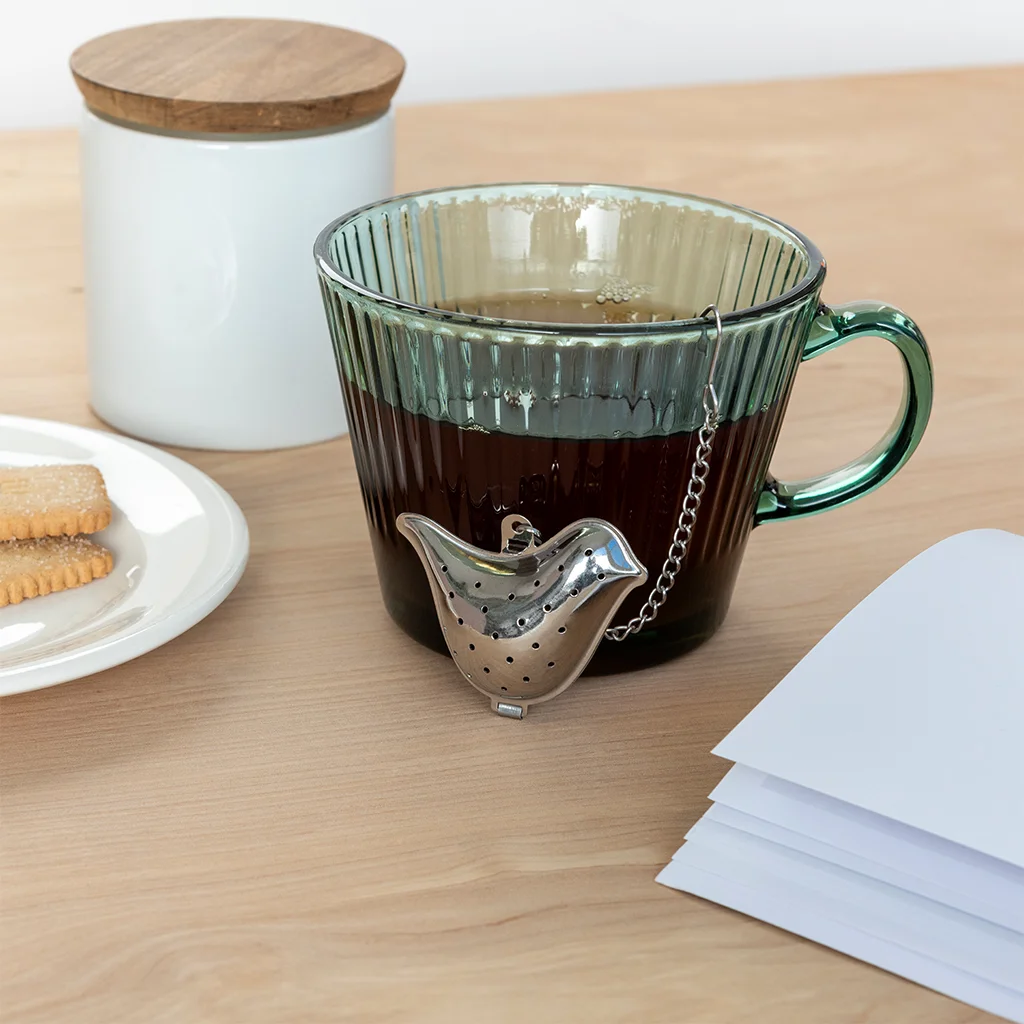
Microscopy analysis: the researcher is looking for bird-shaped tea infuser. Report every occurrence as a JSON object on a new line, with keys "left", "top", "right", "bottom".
{"left": 398, "top": 305, "right": 723, "bottom": 717}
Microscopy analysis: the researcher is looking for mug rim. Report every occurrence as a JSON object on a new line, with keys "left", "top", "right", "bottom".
{"left": 314, "top": 182, "right": 827, "bottom": 337}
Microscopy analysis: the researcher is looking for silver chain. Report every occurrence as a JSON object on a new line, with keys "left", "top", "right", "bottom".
{"left": 605, "top": 304, "right": 723, "bottom": 642}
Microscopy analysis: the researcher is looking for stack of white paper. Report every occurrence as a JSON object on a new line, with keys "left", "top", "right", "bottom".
{"left": 658, "top": 530, "right": 1024, "bottom": 1022}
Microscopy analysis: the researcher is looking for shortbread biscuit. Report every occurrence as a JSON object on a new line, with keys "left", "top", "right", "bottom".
{"left": 0, "top": 536, "right": 114, "bottom": 607}
{"left": 0, "top": 464, "right": 112, "bottom": 540}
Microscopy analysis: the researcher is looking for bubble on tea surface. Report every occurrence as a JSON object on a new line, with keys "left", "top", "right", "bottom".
{"left": 595, "top": 279, "right": 654, "bottom": 323}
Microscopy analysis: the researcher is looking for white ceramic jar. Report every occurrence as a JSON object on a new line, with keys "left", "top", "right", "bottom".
{"left": 71, "top": 19, "right": 405, "bottom": 450}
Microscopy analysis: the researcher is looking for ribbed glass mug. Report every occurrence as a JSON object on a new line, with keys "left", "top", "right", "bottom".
{"left": 315, "top": 184, "right": 932, "bottom": 672}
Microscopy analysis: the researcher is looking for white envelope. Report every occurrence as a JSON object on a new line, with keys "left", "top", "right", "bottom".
{"left": 672, "top": 820, "right": 1024, "bottom": 991}
{"left": 714, "top": 530, "right": 1024, "bottom": 869}
{"left": 658, "top": 829, "right": 1024, "bottom": 1023}
{"left": 707, "top": 764, "right": 1024, "bottom": 931}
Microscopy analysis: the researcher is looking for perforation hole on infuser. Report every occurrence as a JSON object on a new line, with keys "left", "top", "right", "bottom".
{"left": 584, "top": 549, "right": 592, "bottom": 557}
{"left": 533, "top": 580, "right": 541, "bottom": 587}
{"left": 558, "top": 626, "right": 566, "bottom": 633}
{"left": 522, "top": 676, "right": 530, "bottom": 683}
{"left": 492, "top": 632, "right": 499, "bottom": 640}
{"left": 469, "top": 643, "right": 475, "bottom": 650}
{"left": 448, "top": 590, "right": 454, "bottom": 598}
{"left": 506, "top": 656, "right": 514, "bottom": 664}
{"left": 531, "top": 642, "right": 540, "bottom": 649}
{"left": 442, "top": 565, "right": 449, "bottom": 573}
{"left": 598, "top": 573, "right": 606, "bottom": 580}
{"left": 508, "top": 593, "right": 516, "bottom": 601}
{"left": 570, "top": 589, "right": 579, "bottom": 597}
{"left": 558, "top": 565, "right": 564, "bottom": 572}
{"left": 457, "top": 618, "right": 464, "bottom": 625}
{"left": 481, "top": 605, "right": 488, "bottom": 613}
{"left": 548, "top": 661, "right": 555, "bottom": 668}
{"left": 543, "top": 604, "right": 552, "bottom": 612}
{"left": 474, "top": 581, "right": 481, "bottom": 589}
{"left": 517, "top": 618, "right": 526, "bottom": 627}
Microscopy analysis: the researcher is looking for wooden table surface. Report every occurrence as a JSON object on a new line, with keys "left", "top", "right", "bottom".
{"left": 1, "top": 67, "right": 1022, "bottom": 1023}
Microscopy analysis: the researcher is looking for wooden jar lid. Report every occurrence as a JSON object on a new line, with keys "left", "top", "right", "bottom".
{"left": 70, "top": 19, "right": 405, "bottom": 135}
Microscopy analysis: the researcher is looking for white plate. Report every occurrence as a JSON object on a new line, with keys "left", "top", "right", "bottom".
{"left": 0, "top": 415, "right": 249, "bottom": 696}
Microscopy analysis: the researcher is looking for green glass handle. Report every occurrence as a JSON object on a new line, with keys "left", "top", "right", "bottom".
{"left": 755, "top": 301, "right": 933, "bottom": 526}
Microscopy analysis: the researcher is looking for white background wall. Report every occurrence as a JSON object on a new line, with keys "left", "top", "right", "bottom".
{"left": 3, "top": 0, "right": 1024, "bottom": 129}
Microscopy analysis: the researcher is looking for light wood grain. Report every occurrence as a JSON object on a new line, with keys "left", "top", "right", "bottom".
{"left": 70, "top": 19, "right": 404, "bottom": 133}
{"left": 1, "top": 67, "right": 1022, "bottom": 1023}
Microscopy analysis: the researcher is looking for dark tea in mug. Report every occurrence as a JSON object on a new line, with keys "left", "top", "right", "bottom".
{"left": 316, "top": 185, "right": 932, "bottom": 673}
{"left": 358, "top": 293, "right": 784, "bottom": 672}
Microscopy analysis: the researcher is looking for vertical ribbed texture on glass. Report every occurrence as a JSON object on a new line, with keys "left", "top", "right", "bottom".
{"left": 325, "top": 185, "right": 810, "bottom": 315}
{"left": 316, "top": 185, "right": 824, "bottom": 665}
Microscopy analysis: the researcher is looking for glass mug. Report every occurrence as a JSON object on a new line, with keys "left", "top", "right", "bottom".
{"left": 315, "top": 184, "right": 932, "bottom": 672}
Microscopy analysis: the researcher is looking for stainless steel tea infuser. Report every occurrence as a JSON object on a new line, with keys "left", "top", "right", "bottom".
{"left": 398, "top": 305, "right": 723, "bottom": 717}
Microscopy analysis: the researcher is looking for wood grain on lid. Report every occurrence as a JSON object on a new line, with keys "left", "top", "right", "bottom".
{"left": 70, "top": 19, "right": 405, "bottom": 134}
